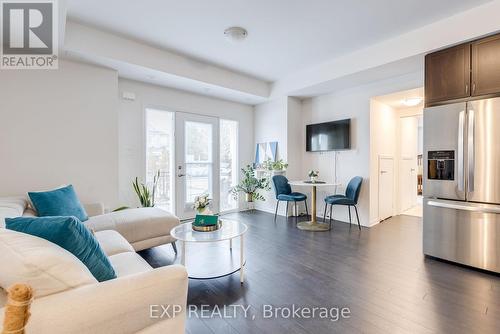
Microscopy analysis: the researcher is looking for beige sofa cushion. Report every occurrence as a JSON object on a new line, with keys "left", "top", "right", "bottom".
{"left": 108, "top": 252, "right": 152, "bottom": 277}
{"left": 94, "top": 230, "right": 134, "bottom": 256}
{"left": 85, "top": 208, "right": 179, "bottom": 246}
{"left": 0, "top": 229, "right": 96, "bottom": 300}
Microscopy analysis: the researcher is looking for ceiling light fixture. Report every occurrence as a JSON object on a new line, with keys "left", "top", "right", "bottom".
{"left": 224, "top": 27, "right": 248, "bottom": 42}
{"left": 401, "top": 97, "right": 423, "bottom": 107}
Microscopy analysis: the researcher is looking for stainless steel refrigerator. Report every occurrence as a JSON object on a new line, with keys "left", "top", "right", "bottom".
{"left": 423, "top": 97, "right": 500, "bottom": 273}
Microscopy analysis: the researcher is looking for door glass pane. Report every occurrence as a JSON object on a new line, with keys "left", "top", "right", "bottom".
{"left": 145, "top": 109, "right": 174, "bottom": 211}
{"left": 185, "top": 122, "right": 212, "bottom": 163}
{"left": 185, "top": 121, "right": 213, "bottom": 204}
{"left": 185, "top": 163, "right": 211, "bottom": 203}
{"left": 220, "top": 119, "right": 238, "bottom": 211}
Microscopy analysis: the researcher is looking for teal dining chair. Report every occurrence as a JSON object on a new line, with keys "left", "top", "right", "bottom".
{"left": 272, "top": 175, "right": 308, "bottom": 221}
{"left": 323, "top": 176, "right": 363, "bottom": 230}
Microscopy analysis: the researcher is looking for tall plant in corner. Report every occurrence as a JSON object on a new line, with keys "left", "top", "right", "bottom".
{"left": 231, "top": 165, "right": 270, "bottom": 202}
{"left": 133, "top": 170, "right": 160, "bottom": 207}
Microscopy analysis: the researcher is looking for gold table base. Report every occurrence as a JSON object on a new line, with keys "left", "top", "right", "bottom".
{"left": 297, "top": 183, "right": 330, "bottom": 232}
{"left": 297, "top": 221, "right": 330, "bottom": 231}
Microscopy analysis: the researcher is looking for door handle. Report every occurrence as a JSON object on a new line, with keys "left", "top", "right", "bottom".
{"left": 457, "top": 110, "right": 465, "bottom": 192}
{"left": 428, "top": 200, "right": 500, "bottom": 214}
{"left": 467, "top": 109, "right": 475, "bottom": 192}
{"left": 178, "top": 173, "right": 186, "bottom": 177}
{"left": 380, "top": 171, "right": 388, "bottom": 174}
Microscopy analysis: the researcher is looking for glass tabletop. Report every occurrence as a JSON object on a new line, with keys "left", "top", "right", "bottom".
{"left": 171, "top": 219, "right": 248, "bottom": 243}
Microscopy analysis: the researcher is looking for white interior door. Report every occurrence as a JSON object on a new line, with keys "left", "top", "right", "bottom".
{"left": 400, "top": 158, "right": 417, "bottom": 212}
{"left": 379, "top": 156, "right": 394, "bottom": 221}
{"left": 399, "top": 116, "right": 418, "bottom": 212}
{"left": 175, "top": 112, "right": 219, "bottom": 219}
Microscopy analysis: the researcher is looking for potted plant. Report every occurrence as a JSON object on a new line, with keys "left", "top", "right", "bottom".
{"left": 193, "top": 194, "right": 212, "bottom": 214}
{"left": 232, "top": 165, "right": 270, "bottom": 202}
{"left": 262, "top": 158, "right": 288, "bottom": 176}
{"left": 132, "top": 170, "right": 161, "bottom": 207}
{"left": 308, "top": 170, "right": 319, "bottom": 183}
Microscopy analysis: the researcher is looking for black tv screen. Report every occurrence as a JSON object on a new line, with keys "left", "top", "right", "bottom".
{"left": 306, "top": 119, "right": 351, "bottom": 152}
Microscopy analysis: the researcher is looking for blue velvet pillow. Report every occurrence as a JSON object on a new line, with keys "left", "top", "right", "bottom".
{"left": 28, "top": 185, "right": 88, "bottom": 222}
{"left": 5, "top": 216, "right": 116, "bottom": 282}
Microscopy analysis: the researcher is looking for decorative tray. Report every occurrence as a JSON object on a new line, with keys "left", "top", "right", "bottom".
{"left": 192, "top": 221, "right": 222, "bottom": 232}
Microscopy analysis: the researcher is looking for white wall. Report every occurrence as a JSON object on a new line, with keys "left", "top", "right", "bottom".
{"left": 301, "top": 93, "right": 371, "bottom": 226}
{"left": 0, "top": 60, "right": 119, "bottom": 207}
{"left": 118, "top": 79, "right": 254, "bottom": 208}
{"left": 286, "top": 97, "right": 303, "bottom": 181}
{"left": 253, "top": 97, "right": 288, "bottom": 214}
{"left": 369, "top": 99, "right": 398, "bottom": 223}
{"left": 253, "top": 97, "right": 305, "bottom": 216}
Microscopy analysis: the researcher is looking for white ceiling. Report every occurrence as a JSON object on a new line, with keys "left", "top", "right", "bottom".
{"left": 67, "top": 0, "right": 491, "bottom": 82}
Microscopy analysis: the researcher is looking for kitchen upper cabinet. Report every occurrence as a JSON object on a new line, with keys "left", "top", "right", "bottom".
{"left": 425, "top": 44, "right": 471, "bottom": 107}
{"left": 472, "top": 34, "right": 500, "bottom": 96}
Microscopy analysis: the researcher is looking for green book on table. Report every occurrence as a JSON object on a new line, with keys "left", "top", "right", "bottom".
{"left": 194, "top": 214, "right": 219, "bottom": 227}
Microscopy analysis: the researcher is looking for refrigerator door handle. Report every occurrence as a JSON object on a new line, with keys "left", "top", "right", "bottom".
{"left": 457, "top": 110, "right": 465, "bottom": 192}
{"left": 467, "top": 109, "right": 475, "bottom": 192}
{"left": 428, "top": 200, "right": 500, "bottom": 214}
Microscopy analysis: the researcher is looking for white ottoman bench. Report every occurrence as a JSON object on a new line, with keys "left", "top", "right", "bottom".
{"left": 84, "top": 207, "right": 180, "bottom": 252}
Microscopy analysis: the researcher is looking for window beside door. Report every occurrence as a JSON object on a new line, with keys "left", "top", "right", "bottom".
{"left": 145, "top": 108, "right": 174, "bottom": 212}
{"left": 220, "top": 119, "right": 238, "bottom": 212}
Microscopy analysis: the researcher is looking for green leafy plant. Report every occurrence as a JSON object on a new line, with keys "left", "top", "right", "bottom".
{"left": 262, "top": 158, "right": 288, "bottom": 171}
{"left": 271, "top": 159, "right": 288, "bottom": 171}
{"left": 132, "top": 170, "right": 160, "bottom": 207}
{"left": 231, "top": 165, "right": 270, "bottom": 202}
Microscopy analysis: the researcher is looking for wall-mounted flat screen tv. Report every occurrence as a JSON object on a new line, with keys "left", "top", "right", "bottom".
{"left": 306, "top": 119, "right": 351, "bottom": 152}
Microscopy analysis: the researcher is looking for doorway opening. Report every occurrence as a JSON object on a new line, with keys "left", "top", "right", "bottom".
{"left": 370, "top": 88, "right": 424, "bottom": 225}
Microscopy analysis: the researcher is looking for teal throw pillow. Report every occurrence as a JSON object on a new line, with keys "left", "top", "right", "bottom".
{"left": 5, "top": 216, "right": 116, "bottom": 282}
{"left": 28, "top": 185, "right": 88, "bottom": 222}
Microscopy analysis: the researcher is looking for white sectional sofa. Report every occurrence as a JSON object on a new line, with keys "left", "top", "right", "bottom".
{"left": 0, "top": 197, "right": 187, "bottom": 334}
{"left": 0, "top": 197, "right": 180, "bottom": 252}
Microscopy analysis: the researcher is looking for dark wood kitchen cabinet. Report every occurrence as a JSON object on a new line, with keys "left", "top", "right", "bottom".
{"left": 425, "top": 43, "right": 471, "bottom": 107}
{"left": 471, "top": 34, "right": 500, "bottom": 96}
{"left": 425, "top": 33, "right": 500, "bottom": 107}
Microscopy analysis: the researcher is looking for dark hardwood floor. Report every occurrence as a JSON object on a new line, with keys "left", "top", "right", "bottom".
{"left": 139, "top": 211, "right": 500, "bottom": 334}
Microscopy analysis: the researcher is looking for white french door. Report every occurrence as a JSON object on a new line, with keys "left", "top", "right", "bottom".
{"left": 175, "top": 112, "right": 219, "bottom": 219}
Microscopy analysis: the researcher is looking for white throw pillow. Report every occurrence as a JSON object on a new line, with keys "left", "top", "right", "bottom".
{"left": 0, "top": 196, "right": 28, "bottom": 228}
{"left": 0, "top": 229, "right": 97, "bottom": 298}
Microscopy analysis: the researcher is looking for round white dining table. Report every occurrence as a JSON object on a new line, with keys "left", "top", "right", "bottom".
{"left": 288, "top": 180, "right": 341, "bottom": 231}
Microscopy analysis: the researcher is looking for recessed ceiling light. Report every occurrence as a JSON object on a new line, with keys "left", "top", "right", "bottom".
{"left": 401, "top": 97, "right": 423, "bottom": 107}
{"left": 224, "top": 27, "right": 248, "bottom": 42}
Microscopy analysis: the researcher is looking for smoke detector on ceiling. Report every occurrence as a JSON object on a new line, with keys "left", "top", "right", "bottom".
{"left": 224, "top": 27, "right": 248, "bottom": 42}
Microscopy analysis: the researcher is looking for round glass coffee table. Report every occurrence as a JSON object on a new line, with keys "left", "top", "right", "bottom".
{"left": 171, "top": 219, "right": 248, "bottom": 284}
